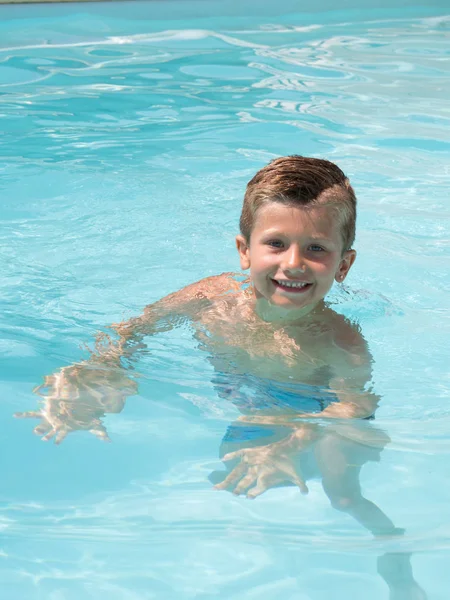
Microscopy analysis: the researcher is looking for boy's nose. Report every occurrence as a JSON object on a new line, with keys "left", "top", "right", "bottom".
{"left": 283, "top": 246, "right": 306, "bottom": 273}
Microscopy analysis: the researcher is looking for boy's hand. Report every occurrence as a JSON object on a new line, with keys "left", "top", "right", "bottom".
{"left": 14, "top": 364, "right": 138, "bottom": 444}
{"left": 14, "top": 408, "right": 110, "bottom": 444}
{"left": 215, "top": 424, "right": 316, "bottom": 499}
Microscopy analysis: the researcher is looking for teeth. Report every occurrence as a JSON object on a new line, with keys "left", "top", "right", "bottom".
{"left": 276, "top": 280, "right": 309, "bottom": 288}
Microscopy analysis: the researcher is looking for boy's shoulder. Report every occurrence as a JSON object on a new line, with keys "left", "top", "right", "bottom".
{"left": 193, "top": 272, "right": 244, "bottom": 296}
{"left": 324, "top": 309, "right": 370, "bottom": 367}
{"left": 148, "top": 272, "right": 244, "bottom": 316}
{"left": 177, "top": 272, "right": 244, "bottom": 301}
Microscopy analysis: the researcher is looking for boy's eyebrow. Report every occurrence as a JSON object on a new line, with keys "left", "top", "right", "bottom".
{"left": 308, "top": 236, "right": 335, "bottom": 242}
{"left": 260, "top": 229, "right": 334, "bottom": 241}
{"left": 259, "top": 229, "right": 285, "bottom": 236}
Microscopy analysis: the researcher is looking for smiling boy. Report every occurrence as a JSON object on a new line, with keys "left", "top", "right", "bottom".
{"left": 237, "top": 155, "right": 356, "bottom": 319}
{"left": 17, "top": 155, "right": 377, "bottom": 442}
{"left": 15, "top": 157, "right": 425, "bottom": 598}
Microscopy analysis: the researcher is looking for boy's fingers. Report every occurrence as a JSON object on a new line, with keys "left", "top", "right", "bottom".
{"left": 277, "top": 462, "right": 309, "bottom": 494}
{"left": 292, "top": 474, "right": 308, "bottom": 494}
{"left": 34, "top": 423, "right": 52, "bottom": 436}
{"left": 222, "top": 449, "right": 245, "bottom": 462}
{"left": 245, "top": 472, "right": 308, "bottom": 499}
{"left": 42, "top": 429, "right": 57, "bottom": 442}
{"left": 233, "top": 471, "right": 257, "bottom": 495}
{"left": 14, "top": 411, "right": 42, "bottom": 419}
{"left": 246, "top": 474, "right": 271, "bottom": 499}
{"left": 214, "top": 464, "right": 246, "bottom": 490}
{"left": 91, "top": 427, "right": 111, "bottom": 442}
{"left": 290, "top": 473, "right": 309, "bottom": 495}
{"left": 54, "top": 429, "right": 68, "bottom": 445}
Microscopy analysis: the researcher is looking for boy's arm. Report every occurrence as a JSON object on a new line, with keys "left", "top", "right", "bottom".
{"left": 299, "top": 360, "right": 379, "bottom": 420}
{"left": 239, "top": 332, "right": 379, "bottom": 423}
{"left": 90, "top": 279, "right": 214, "bottom": 365}
{"left": 315, "top": 379, "right": 379, "bottom": 419}
{"left": 237, "top": 382, "right": 379, "bottom": 424}
{"left": 305, "top": 317, "right": 379, "bottom": 420}
{"left": 320, "top": 329, "right": 379, "bottom": 419}
{"left": 16, "top": 274, "right": 235, "bottom": 442}
{"left": 81, "top": 272, "right": 240, "bottom": 366}
{"left": 215, "top": 418, "right": 390, "bottom": 499}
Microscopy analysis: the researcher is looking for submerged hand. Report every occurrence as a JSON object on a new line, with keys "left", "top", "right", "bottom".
{"left": 215, "top": 425, "right": 316, "bottom": 499}
{"left": 14, "top": 408, "right": 109, "bottom": 444}
{"left": 215, "top": 444, "right": 308, "bottom": 499}
{"left": 14, "top": 364, "right": 137, "bottom": 444}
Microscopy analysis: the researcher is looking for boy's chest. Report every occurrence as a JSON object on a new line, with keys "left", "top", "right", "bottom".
{"left": 196, "top": 314, "right": 338, "bottom": 385}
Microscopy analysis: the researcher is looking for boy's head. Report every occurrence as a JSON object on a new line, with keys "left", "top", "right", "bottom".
{"left": 239, "top": 155, "right": 356, "bottom": 253}
{"left": 236, "top": 156, "right": 358, "bottom": 315}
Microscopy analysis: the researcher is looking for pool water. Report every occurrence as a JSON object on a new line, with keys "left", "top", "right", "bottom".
{"left": 1, "top": 1, "right": 449, "bottom": 598}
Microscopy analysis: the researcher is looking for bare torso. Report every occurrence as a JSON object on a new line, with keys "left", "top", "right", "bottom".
{"left": 151, "top": 273, "right": 370, "bottom": 390}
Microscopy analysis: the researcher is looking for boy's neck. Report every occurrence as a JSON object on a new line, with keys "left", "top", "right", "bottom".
{"left": 253, "top": 296, "right": 324, "bottom": 325}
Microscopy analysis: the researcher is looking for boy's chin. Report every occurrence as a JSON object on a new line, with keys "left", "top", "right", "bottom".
{"left": 257, "top": 296, "right": 320, "bottom": 321}
{"left": 273, "top": 299, "right": 316, "bottom": 312}
{"left": 270, "top": 289, "right": 316, "bottom": 308}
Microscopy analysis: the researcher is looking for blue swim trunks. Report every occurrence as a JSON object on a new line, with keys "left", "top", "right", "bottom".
{"left": 211, "top": 371, "right": 339, "bottom": 442}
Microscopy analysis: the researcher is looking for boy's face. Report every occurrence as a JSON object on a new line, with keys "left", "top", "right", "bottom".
{"left": 236, "top": 202, "right": 356, "bottom": 314}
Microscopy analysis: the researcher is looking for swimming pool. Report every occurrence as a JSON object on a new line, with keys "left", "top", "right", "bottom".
{"left": 1, "top": 0, "right": 449, "bottom": 598}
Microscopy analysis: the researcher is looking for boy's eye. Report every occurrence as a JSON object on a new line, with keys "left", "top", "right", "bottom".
{"left": 308, "top": 244, "right": 325, "bottom": 252}
{"left": 266, "top": 239, "right": 284, "bottom": 249}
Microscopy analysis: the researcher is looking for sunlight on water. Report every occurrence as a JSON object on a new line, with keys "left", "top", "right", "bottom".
{"left": 0, "top": 1, "right": 449, "bottom": 598}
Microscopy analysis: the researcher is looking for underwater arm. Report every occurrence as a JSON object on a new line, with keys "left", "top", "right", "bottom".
{"left": 235, "top": 390, "right": 378, "bottom": 424}
{"left": 312, "top": 380, "right": 380, "bottom": 419}
{"left": 234, "top": 376, "right": 379, "bottom": 423}
{"left": 15, "top": 275, "right": 227, "bottom": 442}
{"left": 91, "top": 283, "right": 212, "bottom": 366}
{"left": 104, "top": 273, "right": 236, "bottom": 361}
{"left": 308, "top": 328, "right": 380, "bottom": 420}
{"left": 238, "top": 346, "right": 379, "bottom": 423}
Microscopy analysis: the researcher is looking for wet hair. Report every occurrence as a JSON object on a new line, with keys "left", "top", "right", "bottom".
{"left": 239, "top": 155, "right": 357, "bottom": 252}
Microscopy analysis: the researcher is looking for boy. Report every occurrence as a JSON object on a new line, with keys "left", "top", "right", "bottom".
{"left": 16, "top": 155, "right": 377, "bottom": 443}
{"left": 16, "top": 156, "right": 428, "bottom": 597}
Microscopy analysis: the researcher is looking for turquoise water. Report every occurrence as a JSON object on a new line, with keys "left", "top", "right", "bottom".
{"left": 1, "top": 1, "right": 450, "bottom": 598}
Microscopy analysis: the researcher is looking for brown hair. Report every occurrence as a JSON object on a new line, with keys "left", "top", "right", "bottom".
{"left": 239, "top": 155, "right": 357, "bottom": 252}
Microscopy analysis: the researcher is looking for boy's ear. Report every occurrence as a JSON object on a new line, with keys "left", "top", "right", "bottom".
{"left": 335, "top": 249, "right": 356, "bottom": 282}
{"left": 236, "top": 235, "right": 251, "bottom": 270}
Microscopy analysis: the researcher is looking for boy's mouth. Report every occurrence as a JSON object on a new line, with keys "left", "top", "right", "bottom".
{"left": 272, "top": 279, "right": 312, "bottom": 293}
